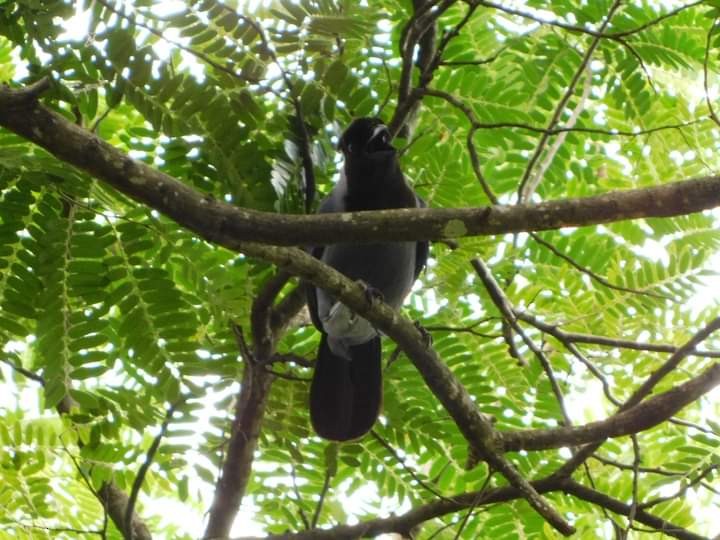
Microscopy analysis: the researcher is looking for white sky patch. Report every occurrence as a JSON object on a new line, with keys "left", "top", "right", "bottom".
{"left": 56, "top": 4, "right": 91, "bottom": 42}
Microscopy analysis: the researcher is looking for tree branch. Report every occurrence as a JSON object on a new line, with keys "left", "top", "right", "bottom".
{"left": 125, "top": 401, "right": 180, "bottom": 540}
{"left": 515, "top": 312, "right": 720, "bottom": 359}
{"left": 232, "top": 474, "right": 705, "bottom": 540}
{"left": 499, "top": 361, "right": 720, "bottom": 452}
{"left": 2, "top": 83, "right": 720, "bottom": 247}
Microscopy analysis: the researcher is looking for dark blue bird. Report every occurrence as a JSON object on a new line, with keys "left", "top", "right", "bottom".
{"left": 307, "top": 118, "right": 428, "bottom": 441}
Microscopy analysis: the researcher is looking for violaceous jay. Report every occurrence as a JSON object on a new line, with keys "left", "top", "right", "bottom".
{"left": 307, "top": 117, "right": 428, "bottom": 441}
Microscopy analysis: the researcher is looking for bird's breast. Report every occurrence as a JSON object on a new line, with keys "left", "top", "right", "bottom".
{"left": 321, "top": 241, "right": 416, "bottom": 308}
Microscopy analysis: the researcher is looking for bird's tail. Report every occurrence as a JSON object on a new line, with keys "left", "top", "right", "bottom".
{"left": 310, "top": 334, "right": 382, "bottom": 441}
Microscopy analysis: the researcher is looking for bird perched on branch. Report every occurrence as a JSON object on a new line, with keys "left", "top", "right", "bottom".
{"left": 307, "top": 117, "right": 428, "bottom": 441}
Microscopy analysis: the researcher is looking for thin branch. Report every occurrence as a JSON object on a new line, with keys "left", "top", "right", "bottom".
{"left": 371, "top": 430, "right": 457, "bottom": 502}
{"left": 270, "top": 353, "right": 314, "bottom": 368}
{"left": 311, "top": 465, "right": 332, "bottom": 529}
{"left": 475, "top": 0, "right": 705, "bottom": 40}
{"left": 232, "top": 474, "right": 704, "bottom": 540}
{"left": 499, "top": 361, "right": 720, "bottom": 452}
{"left": 610, "top": 0, "right": 707, "bottom": 38}
{"left": 638, "top": 465, "right": 718, "bottom": 511}
{"left": 290, "top": 463, "right": 311, "bottom": 530}
{"left": 467, "top": 125, "right": 498, "bottom": 203}
{"left": 472, "top": 258, "right": 572, "bottom": 425}
{"left": 517, "top": 0, "right": 623, "bottom": 201}
{"left": 452, "top": 473, "right": 493, "bottom": 540}
{"left": 624, "top": 435, "right": 641, "bottom": 539}
{"left": 704, "top": 17, "right": 720, "bottom": 128}
{"left": 4, "top": 523, "right": 104, "bottom": 537}
{"left": 627, "top": 317, "right": 720, "bottom": 408}
{"left": 551, "top": 318, "right": 720, "bottom": 479}
{"left": 95, "top": 0, "right": 256, "bottom": 83}
{"left": 124, "top": 400, "right": 180, "bottom": 540}
{"left": 591, "top": 454, "right": 686, "bottom": 477}
{"left": 515, "top": 311, "right": 720, "bottom": 359}
{"left": 521, "top": 63, "right": 593, "bottom": 201}
{"left": 562, "top": 479, "right": 707, "bottom": 540}
{"left": 518, "top": 311, "right": 621, "bottom": 406}
{"left": 1, "top": 356, "right": 45, "bottom": 383}
{"left": 529, "top": 232, "right": 672, "bottom": 301}
{"left": 439, "top": 44, "right": 507, "bottom": 66}
{"left": 424, "top": 320, "right": 501, "bottom": 339}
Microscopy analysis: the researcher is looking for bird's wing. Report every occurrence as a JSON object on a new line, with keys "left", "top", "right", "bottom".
{"left": 306, "top": 184, "right": 346, "bottom": 331}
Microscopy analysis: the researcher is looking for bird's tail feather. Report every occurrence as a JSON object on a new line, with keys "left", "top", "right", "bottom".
{"left": 310, "top": 335, "right": 382, "bottom": 441}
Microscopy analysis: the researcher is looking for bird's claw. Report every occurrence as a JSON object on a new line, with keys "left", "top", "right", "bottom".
{"left": 414, "top": 321, "right": 432, "bottom": 348}
{"left": 357, "top": 280, "right": 384, "bottom": 305}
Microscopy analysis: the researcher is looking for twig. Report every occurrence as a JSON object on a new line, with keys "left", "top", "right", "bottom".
{"left": 610, "top": 0, "right": 706, "bottom": 38}
{"left": 521, "top": 64, "right": 593, "bottom": 201}
{"left": 638, "top": 465, "right": 718, "bottom": 511}
{"left": 551, "top": 318, "right": 720, "bottom": 479}
{"left": 475, "top": 0, "right": 704, "bottom": 41}
{"left": 311, "top": 463, "right": 332, "bottom": 529}
{"left": 516, "top": 311, "right": 621, "bottom": 406}
{"left": 452, "top": 471, "right": 494, "bottom": 539}
{"left": 439, "top": 44, "right": 507, "bottom": 66}
{"left": 472, "top": 258, "right": 573, "bottom": 425}
{"left": 271, "top": 352, "right": 314, "bottom": 368}
{"left": 124, "top": 400, "right": 181, "bottom": 540}
{"left": 3, "top": 523, "right": 104, "bottom": 537}
{"left": 517, "top": 0, "right": 623, "bottom": 201}
{"left": 423, "top": 88, "right": 705, "bottom": 136}
{"left": 514, "top": 311, "right": 720, "bottom": 359}
{"left": 290, "top": 462, "right": 311, "bottom": 530}
{"left": 95, "top": 0, "right": 254, "bottom": 83}
{"left": 627, "top": 317, "right": 720, "bottom": 408}
{"left": 424, "top": 320, "right": 501, "bottom": 339}
{"left": 529, "top": 232, "right": 672, "bottom": 301}
{"left": 591, "top": 454, "right": 684, "bottom": 477}
{"left": 467, "top": 125, "right": 498, "bottom": 203}
{"left": 1, "top": 356, "right": 45, "bottom": 383}
{"left": 624, "top": 435, "right": 641, "bottom": 539}
{"left": 704, "top": 17, "right": 720, "bottom": 128}
{"left": 371, "top": 430, "right": 457, "bottom": 502}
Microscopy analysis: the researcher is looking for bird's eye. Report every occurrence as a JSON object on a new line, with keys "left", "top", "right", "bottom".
{"left": 347, "top": 143, "right": 354, "bottom": 153}
{"left": 381, "top": 132, "right": 388, "bottom": 143}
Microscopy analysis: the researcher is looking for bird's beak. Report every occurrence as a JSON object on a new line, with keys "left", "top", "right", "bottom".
{"left": 369, "top": 124, "right": 389, "bottom": 143}
{"left": 366, "top": 124, "right": 392, "bottom": 153}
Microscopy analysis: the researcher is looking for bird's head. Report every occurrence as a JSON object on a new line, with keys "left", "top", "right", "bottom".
{"left": 339, "top": 117, "right": 394, "bottom": 159}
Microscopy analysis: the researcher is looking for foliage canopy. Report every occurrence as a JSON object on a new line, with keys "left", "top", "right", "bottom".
{"left": 1, "top": 0, "right": 720, "bottom": 538}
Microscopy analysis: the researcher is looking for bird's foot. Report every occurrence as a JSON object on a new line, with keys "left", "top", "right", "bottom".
{"left": 357, "top": 280, "right": 384, "bottom": 305}
{"left": 414, "top": 321, "right": 432, "bottom": 348}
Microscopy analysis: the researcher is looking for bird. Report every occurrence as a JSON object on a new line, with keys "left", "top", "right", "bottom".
{"left": 306, "top": 117, "right": 428, "bottom": 441}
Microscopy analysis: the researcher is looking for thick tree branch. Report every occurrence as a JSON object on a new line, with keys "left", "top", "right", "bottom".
{"left": 2, "top": 82, "right": 720, "bottom": 247}
{"left": 233, "top": 474, "right": 705, "bottom": 540}
{"left": 552, "top": 318, "right": 720, "bottom": 480}
{"left": 222, "top": 245, "right": 573, "bottom": 533}
{"left": 205, "top": 273, "right": 305, "bottom": 538}
{"left": 204, "top": 324, "right": 275, "bottom": 539}
{"left": 562, "top": 479, "right": 708, "bottom": 540}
